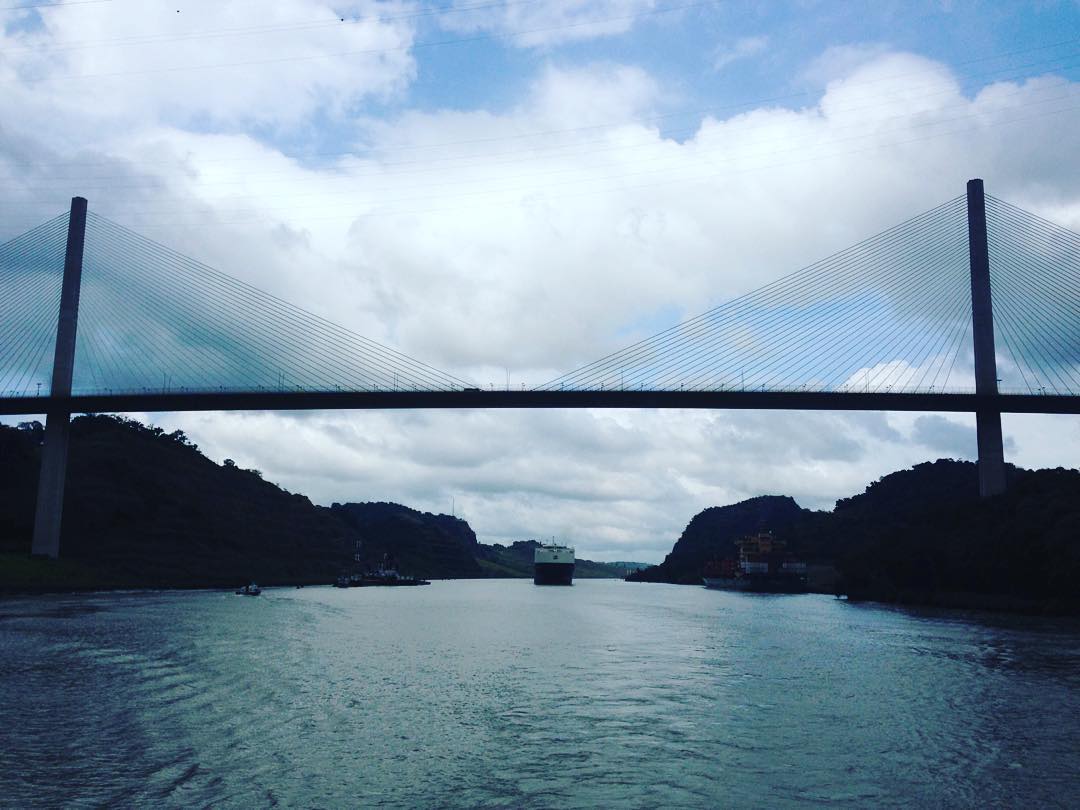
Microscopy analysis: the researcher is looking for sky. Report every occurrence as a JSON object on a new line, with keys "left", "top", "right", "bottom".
{"left": 2, "top": 0, "right": 1080, "bottom": 562}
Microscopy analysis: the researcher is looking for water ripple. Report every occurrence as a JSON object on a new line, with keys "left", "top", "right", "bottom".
{"left": 1, "top": 583, "right": 1079, "bottom": 807}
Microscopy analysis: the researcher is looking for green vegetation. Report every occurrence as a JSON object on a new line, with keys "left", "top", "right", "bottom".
{"left": 0, "top": 552, "right": 120, "bottom": 593}
{"left": 626, "top": 496, "right": 810, "bottom": 585}
{"left": 477, "top": 540, "right": 640, "bottom": 579}
{"left": 789, "top": 460, "right": 1080, "bottom": 611}
{"left": 628, "top": 460, "right": 1080, "bottom": 613}
{"left": 0, "top": 416, "right": 632, "bottom": 591}
{"left": 6, "top": 415, "right": 1075, "bottom": 611}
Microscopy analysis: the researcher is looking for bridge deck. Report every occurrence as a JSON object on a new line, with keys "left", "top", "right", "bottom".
{"left": 1, "top": 390, "right": 1077, "bottom": 415}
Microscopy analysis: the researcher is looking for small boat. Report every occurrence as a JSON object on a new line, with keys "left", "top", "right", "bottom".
{"left": 235, "top": 582, "right": 262, "bottom": 596}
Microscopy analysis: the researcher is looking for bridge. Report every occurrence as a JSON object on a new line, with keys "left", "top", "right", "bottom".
{"left": 1, "top": 180, "right": 1077, "bottom": 558}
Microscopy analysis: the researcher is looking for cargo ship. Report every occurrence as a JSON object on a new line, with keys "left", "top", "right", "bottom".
{"left": 334, "top": 548, "right": 430, "bottom": 587}
{"left": 703, "top": 532, "right": 807, "bottom": 593}
{"left": 534, "top": 542, "right": 575, "bottom": 585}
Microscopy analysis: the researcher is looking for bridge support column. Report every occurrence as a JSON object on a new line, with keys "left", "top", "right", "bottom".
{"left": 966, "top": 179, "right": 1006, "bottom": 497}
{"left": 30, "top": 197, "right": 87, "bottom": 558}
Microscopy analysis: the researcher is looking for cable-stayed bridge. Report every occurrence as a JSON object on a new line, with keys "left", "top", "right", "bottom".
{"left": 2, "top": 180, "right": 1078, "bottom": 557}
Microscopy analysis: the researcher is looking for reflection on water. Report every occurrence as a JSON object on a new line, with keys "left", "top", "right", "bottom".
{"left": 1, "top": 581, "right": 1079, "bottom": 808}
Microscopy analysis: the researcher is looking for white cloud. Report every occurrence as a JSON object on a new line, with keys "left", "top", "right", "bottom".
{"left": 801, "top": 43, "right": 894, "bottom": 88}
{"left": 3, "top": 41, "right": 1080, "bottom": 561}
{"left": 712, "top": 35, "right": 768, "bottom": 72}
{"left": 148, "top": 405, "right": 980, "bottom": 561}
{"left": 0, "top": 0, "right": 417, "bottom": 132}
{"left": 438, "top": 0, "right": 659, "bottom": 48}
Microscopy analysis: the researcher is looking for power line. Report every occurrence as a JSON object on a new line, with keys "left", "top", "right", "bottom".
{"left": 2, "top": 0, "right": 544, "bottom": 54}
{"left": 17, "top": 1, "right": 719, "bottom": 82}
{"left": 0, "top": 0, "right": 111, "bottom": 10}
{"left": 21, "top": 92, "right": 1074, "bottom": 229}
{"left": 5, "top": 39, "right": 1079, "bottom": 178}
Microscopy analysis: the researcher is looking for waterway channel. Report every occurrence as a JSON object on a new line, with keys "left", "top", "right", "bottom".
{"left": 2, "top": 580, "right": 1078, "bottom": 807}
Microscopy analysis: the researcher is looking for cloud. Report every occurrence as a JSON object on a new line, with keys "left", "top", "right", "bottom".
{"left": 911, "top": 414, "right": 975, "bottom": 457}
{"left": 3, "top": 41, "right": 1080, "bottom": 561}
{"left": 800, "top": 43, "right": 894, "bottom": 87}
{"left": 0, "top": 0, "right": 417, "bottom": 131}
{"left": 149, "top": 405, "right": 977, "bottom": 561}
{"left": 437, "top": 0, "right": 660, "bottom": 48}
{"left": 712, "top": 35, "right": 768, "bottom": 72}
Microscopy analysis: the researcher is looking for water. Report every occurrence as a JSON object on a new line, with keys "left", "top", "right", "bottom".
{"left": 2, "top": 581, "right": 1079, "bottom": 808}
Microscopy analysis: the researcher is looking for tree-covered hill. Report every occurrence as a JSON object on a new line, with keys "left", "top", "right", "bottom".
{"left": 627, "top": 459, "right": 1080, "bottom": 612}
{"left": 0, "top": 416, "right": 635, "bottom": 590}
{"left": 2, "top": 415, "right": 355, "bottom": 587}
{"left": 626, "top": 495, "right": 811, "bottom": 585}
{"left": 330, "top": 501, "right": 485, "bottom": 579}
{"left": 477, "top": 539, "right": 643, "bottom": 579}
{"left": 787, "top": 460, "right": 1080, "bottom": 609}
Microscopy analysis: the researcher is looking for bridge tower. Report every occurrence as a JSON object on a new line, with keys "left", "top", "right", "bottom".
{"left": 966, "top": 179, "right": 1006, "bottom": 497}
{"left": 30, "top": 196, "right": 87, "bottom": 558}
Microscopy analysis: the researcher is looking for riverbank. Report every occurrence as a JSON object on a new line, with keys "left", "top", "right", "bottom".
{"left": 843, "top": 584, "right": 1080, "bottom": 616}
{"left": 0, "top": 553, "right": 130, "bottom": 595}
{"left": 0, "top": 552, "right": 335, "bottom": 595}
{"left": 0, "top": 551, "right": 628, "bottom": 596}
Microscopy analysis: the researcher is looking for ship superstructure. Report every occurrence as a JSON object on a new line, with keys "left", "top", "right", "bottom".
{"left": 703, "top": 532, "right": 807, "bottom": 593}
{"left": 534, "top": 542, "right": 575, "bottom": 585}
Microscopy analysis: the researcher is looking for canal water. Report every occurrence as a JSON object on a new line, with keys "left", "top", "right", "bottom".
{"left": 2, "top": 580, "right": 1078, "bottom": 808}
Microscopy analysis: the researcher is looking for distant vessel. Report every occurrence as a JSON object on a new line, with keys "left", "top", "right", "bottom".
{"left": 334, "top": 551, "right": 430, "bottom": 588}
{"left": 703, "top": 532, "right": 807, "bottom": 593}
{"left": 534, "top": 542, "right": 575, "bottom": 585}
{"left": 235, "top": 582, "right": 261, "bottom": 596}
{"left": 334, "top": 570, "right": 430, "bottom": 587}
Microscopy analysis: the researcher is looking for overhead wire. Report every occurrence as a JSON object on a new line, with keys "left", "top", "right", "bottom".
{"left": 72, "top": 211, "right": 473, "bottom": 393}
{"left": 719, "top": 217, "right": 968, "bottom": 392}
{"left": 87, "top": 214, "right": 473, "bottom": 388}
{"left": 0, "top": 213, "right": 68, "bottom": 394}
{"left": 985, "top": 195, "right": 1080, "bottom": 393}
{"left": 3, "top": 0, "right": 545, "bottom": 55}
{"left": 10, "top": 64, "right": 1080, "bottom": 208}
{"left": 4, "top": 36, "right": 1079, "bottom": 191}
{"left": 984, "top": 245, "right": 1079, "bottom": 392}
{"left": 3, "top": 191, "right": 1078, "bottom": 401}
{"left": 540, "top": 197, "right": 971, "bottom": 391}
{"left": 541, "top": 198, "right": 965, "bottom": 386}
{"left": 19, "top": 0, "right": 719, "bottom": 83}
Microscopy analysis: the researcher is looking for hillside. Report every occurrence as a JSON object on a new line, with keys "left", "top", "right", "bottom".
{"left": 6, "top": 417, "right": 1075, "bottom": 609}
{"left": 0, "top": 416, "right": 631, "bottom": 590}
{"left": 1, "top": 416, "right": 356, "bottom": 588}
{"left": 628, "top": 459, "right": 1080, "bottom": 612}
{"left": 477, "top": 540, "right": 642, "bottom": 579}
{"left": 626, "top": 495, "right": 811, "bottom": 584}
{"left": 330, "top": 501, "right": 485, "bottom": 579}
{"left": 787, "top": 460, "right": 1080, "bottom": 609}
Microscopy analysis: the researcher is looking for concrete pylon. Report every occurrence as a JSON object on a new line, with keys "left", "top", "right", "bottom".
{"left": 966, "top": 179, "right": 1006, "bottom": 498}
{"left": 30, "top": 197, "right": 87, "bottom": 558}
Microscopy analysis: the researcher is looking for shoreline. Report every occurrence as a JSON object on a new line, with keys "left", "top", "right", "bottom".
{"left": 0, "top": 552, "right": 625, "bottom": 597}
{"left": 625, "top": 576, "right": 1080, "bottom": 617}
{"left": 8, "top": 569, "right": 1078, "bottom": 617}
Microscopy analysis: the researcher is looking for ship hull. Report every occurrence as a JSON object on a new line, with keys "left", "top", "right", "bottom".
{"left": 534, "top": 562, "right": 574, "bottom": 585}
{"left": 336, "top": 574, "right": 430, "bottom": 587}
{"left": 703, "top": 575, "right": 807, "bottom": 593}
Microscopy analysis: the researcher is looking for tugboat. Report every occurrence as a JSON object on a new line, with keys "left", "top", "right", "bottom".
{"left": 235, "top": 582, "right": 262, "bottom": 596}
{"left": 534, "top": 541, "right": 575, "bottom": 585}
{"left": 703, "top": 532, "right": 807, "bottom": 593}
